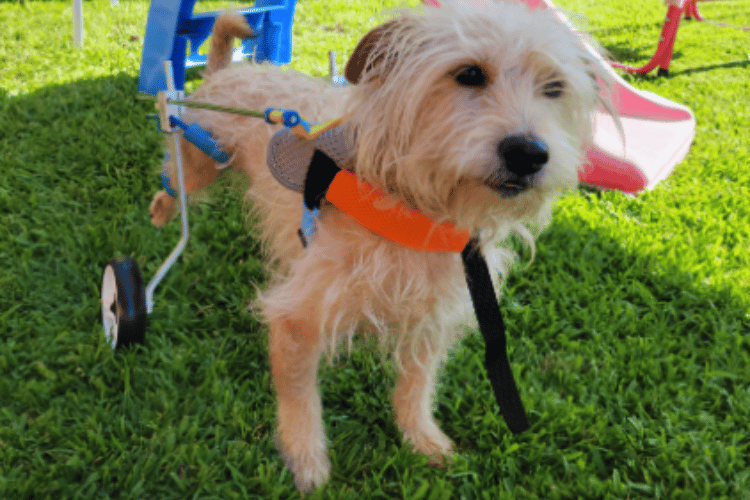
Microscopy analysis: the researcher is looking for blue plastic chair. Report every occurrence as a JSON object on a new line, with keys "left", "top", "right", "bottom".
{"left": 138, "top": 0, "right": 298, "bottom": 95}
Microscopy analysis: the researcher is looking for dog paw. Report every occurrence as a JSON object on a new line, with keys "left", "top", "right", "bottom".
{"left": 401, "top": 423, "right": 454, "bottom": 461}
{"left": 283, "top": 445, "right": 331, "bottom": 494}
{"left": 149, "top": 190, "right": 177, "bottom": 228}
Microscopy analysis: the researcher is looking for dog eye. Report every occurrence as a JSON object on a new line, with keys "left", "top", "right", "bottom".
{"left": 543, "top": 80, "right": 565, "bottom": 98}
{"left": 454, "top": 65, "right": 488, "bottom": 88}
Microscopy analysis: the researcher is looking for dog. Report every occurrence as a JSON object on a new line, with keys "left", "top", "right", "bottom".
{"left": 149, "top": 0, "right": 612, "bottom": 492}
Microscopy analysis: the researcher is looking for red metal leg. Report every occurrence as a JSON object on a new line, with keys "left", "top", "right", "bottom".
{"left": 684, "top": 0, "right": 705, "bottom": 21}
{"left": 611, "top": 5, "right": 684, "bottom": 76}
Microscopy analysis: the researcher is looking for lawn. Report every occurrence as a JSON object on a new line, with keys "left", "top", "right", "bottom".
{"left": 1, "top": 0, "right": 749, "bottom": 498}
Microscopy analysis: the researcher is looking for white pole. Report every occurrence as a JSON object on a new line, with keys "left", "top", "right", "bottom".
{"left": 145, "top": 62, "right": 189, "bottom": 315}
{"left": 72, "top": 0, "right": 83, "bottom": 47}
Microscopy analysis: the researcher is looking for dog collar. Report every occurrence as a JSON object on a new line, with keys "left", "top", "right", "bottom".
{"left": 304, "top": 151, "right": 470, "bottom": 252}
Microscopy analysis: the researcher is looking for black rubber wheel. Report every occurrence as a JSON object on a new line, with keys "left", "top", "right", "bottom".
{"left": 101, "top": 256, "right": 146, "bottom": 349}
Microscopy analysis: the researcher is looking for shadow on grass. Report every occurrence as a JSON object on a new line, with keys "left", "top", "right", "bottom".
{"left": 0, "top": 72, "right": 163, "bottom": 200}
{"left": 1, "top": 73, "right": 167, "bottom": 338}
{"left": 304, "top": 193, "right": 750, "bottom": 495}
{"left": 671, "top": 58, "right": 750, "bottom": 77}
{"left": 602, "top": 42, "right": 685, "bottom": 68}
{"left": 432, "top": 196, "right": 750, "bottom": 495}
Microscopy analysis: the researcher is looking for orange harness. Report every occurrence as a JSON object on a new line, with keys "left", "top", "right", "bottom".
{"left": 325, "top": 170, "right": 470, "bottom": 252}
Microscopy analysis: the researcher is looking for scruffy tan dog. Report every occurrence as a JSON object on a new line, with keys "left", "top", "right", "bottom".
{"left": 150, "top": 0, "right": 612, "bottom": 492}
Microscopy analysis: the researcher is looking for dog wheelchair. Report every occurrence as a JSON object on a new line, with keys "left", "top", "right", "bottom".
{"left": 100, "top": 54, "right": 347, "bottom": 350}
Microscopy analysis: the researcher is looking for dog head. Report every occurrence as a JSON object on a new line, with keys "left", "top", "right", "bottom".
{"left": 344, "top": 0, "right": 611, "bottom": 236}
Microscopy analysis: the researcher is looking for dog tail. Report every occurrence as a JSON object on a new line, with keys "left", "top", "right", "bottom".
{"left": 205, "top": 12, "right": 255, "bottom": 76}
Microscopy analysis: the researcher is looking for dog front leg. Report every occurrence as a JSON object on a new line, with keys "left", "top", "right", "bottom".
{"left": 269, "top": 316, "right": 329, "bottom": 493}
{"left": 393, "top": 342, "right": 454, "bottom": 461}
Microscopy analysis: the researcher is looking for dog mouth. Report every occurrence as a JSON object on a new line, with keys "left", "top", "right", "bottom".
{"left": 485, "top": 176, "right": 533, "bottom": 197}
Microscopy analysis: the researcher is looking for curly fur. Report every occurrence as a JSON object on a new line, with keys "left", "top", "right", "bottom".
{"left": 148, "top": 1, "right": 614, "bottom": 492}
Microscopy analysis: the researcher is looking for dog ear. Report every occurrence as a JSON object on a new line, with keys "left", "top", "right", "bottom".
{"left": 345, "top": 20, "right": 399, "bottom": 84}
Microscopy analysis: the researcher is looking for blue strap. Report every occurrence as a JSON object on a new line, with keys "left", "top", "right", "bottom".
{"left": 298, "top": 204, "right": 320, "bottom": 248}
{"left": 159, "top": 116, "right": 232, "bottom": 198}
{"left": 169, "top": 116, "right": 230, "bottom": 164}
{"left": 161, "top": 154, "right": 179, "bottom": 198}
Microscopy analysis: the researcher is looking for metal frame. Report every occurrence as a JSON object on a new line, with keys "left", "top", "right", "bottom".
{"left": 145, "top": 61, "right": 190, "bottom": 314}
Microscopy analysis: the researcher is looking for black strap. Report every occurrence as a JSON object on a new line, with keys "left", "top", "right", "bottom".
{"left": 304, "top": 150, "right": 341, "bottom": 210}
{"left": 461, "top": 238, "right": 530, "bottom": 434}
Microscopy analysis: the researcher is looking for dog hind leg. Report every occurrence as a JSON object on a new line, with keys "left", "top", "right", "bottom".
{"left": 149, "top": 140, "right": 222, "bottom": 227}
{"left": 149, "top": 12, "right": 255, "bottom": 228}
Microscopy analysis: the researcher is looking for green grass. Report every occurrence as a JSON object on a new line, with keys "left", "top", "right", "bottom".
{"left": 1, "top": 0, "right": 749, "bottom": 498}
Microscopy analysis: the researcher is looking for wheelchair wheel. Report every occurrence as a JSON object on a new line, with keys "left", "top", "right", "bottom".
{"left": 101, "top": 256, "right": 146, "bottom": 349}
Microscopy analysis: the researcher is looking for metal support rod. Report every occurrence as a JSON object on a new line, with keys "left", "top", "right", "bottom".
{"left": 329, "top": 51, "right": 347, "bottom": 87}
{"left": 146, "top": 61, "right": 190, "bottom": 314}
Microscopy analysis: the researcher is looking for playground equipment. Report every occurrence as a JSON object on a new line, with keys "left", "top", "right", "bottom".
{"left": 612, "top": 0, "right": 749, "bottom": 77}
{"left": 138, "top": 0, "right": 297, "bottom": 95}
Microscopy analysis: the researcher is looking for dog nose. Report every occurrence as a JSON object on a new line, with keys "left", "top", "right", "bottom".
{"left": 498, "top": 135, "right": 549, "bottom": 177}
